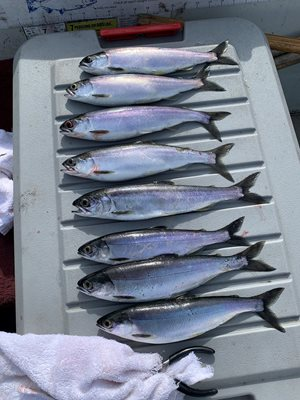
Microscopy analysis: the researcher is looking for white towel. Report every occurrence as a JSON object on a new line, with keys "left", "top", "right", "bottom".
{"left": 0, "top": 129, "right": 13, "bottom": 235}
{"left": 0, "top": 332, "right": 214, "bottom": 400}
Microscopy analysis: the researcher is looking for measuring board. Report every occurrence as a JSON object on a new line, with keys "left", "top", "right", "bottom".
{"left": 0, "top": 1, "right": 268, "bottom": 29}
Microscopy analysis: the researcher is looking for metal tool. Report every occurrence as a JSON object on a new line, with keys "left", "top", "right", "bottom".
{"left": 162, "top": 346, "right": 217, "bottom": 397}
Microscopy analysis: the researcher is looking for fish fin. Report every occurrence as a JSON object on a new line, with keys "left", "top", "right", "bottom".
{"left": 149, "top": 225, "right": 168, "bottom": 230}
{"left": 132, "top": 333, "right": 152, "bottom": 338}
{"left": 110, "top": 257, "right": 129, "bottom": 262}
{"left": 238, "top": 241, "right": 265, "bottom": 259}
{"left": 238, "top": 242, "right": 276, "bottom": 272}
{"left": 90, "top": 130, "right": 110, "bottom": 134}
{"left": 227, "top": 236, "right": 249, "bottom": 246}
{"left": 254, "top": 288, "right": 285, "bottom": 332}
{"left": 209, "top": 143, "right": 234, "bottom": 181}
{"left": 196, "top": 68, "right": 225, "bottom": 92}
{"left": 234, "top": 172, "right": 267, "bottom": 204}
{"left": 196, "top": 205, "right": 213, "bottom": 212}
{"left": 201, "top": 79, "right": 225, "bottom": 92}
{"left": 135, "top": 140, "right": 156, "bottom": 145}
{"left": 108, "top": 66, "right": 125, "bottom": 72}
{"left": 155, "top": 254, "right": 179, "bottom": 259}
{"left": 113, "top": 295, "right": 136, "bottom": 299}
{"left": 92, "top": 94, "right": 111, "bottom": 98}
{"left": 201, "top": 111, "right": 231, "bottom": 141}
{"left": 112, "top": 211, "right": 133, "bottom": 215}
{"left": 206, "top": 111, "right": 231, "bottom": 121}
{"left": 93, "top": 170, "right": 113, "bottom": 174}
{"left": 165, "top": 126, "right": 177, "bottom": 132}
{"left": 153, "top": 180, "right": 175, "bottom": 185}
{"left": 209, "top": 40, "right": 238, "bottom": 66}
{"left": 222, "top": 216, "right": 249, "bottom": 246}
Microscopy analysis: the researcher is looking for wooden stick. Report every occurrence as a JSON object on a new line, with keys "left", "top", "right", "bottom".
{"left": 266, "top": 34, "right": 300, "bottom": 55}
{"left": 275, "top": 52, "right": 300, "bottom": 70}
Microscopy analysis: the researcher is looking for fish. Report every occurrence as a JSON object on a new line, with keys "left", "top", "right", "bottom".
{"left": 79, "top": 41, "right": 237, "bottom": 75}
{"left": 65, "top": 69, "right": 224, "bottom": 107}
{"left": 72, "top": 172, "right": 266, "bottom": 221}
{"left": 97, "top": 288, "right": 285, "bottom": 343}
{"left": 78, "top": 242, "right": 275, "bottom": 302}
{"left": 77, "top": 217, "right": 247, "bottom": 264}
{"left": 60, "top": 106, "right": 230, "bottom": 142}
{"left": 62, "top": 142, "right": 234, "bottom": 183}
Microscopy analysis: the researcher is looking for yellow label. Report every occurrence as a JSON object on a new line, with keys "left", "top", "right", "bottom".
{"left": 66, "top": 18, "right": 117, "bottom": 32}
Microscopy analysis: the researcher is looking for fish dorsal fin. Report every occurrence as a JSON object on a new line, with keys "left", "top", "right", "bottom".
{"left": 157, "top": 254, "right": 179, "bottom": 259}
{"left": 153, "top": 180, "right": 175, "bottom": 185}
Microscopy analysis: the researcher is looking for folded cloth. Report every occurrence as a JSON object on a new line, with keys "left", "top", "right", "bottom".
{"left": 0, "top": 332, "right": 214, "bottom": 400}
{"left": 0, "top": 129, "right": 13, "bottom": 235}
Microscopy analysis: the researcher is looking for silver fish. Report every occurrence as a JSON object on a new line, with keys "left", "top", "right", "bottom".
{"left": 97, "top": 288, "right": 285, "bottom": 343}
{"left": 78, "top": 217, "right": 247, "bottom": 264}
{"left": 60, "top": 106, "right": 230, "bottom": 142}
{"left": 72, "top": 172, "right": 266, "bottom": 221}
{"left": 78, "top": 242, "right": 275, "bottom": 302}
{"left": 62, "top": 143, "right": 234, "bottom": 182}
{"left": 79, "top": 41, "right": 237, "bottom": 75}
{"left": 65, "top": 70, "right": 224, "bottom": 107}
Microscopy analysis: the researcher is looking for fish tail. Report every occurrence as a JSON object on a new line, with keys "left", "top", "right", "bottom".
{"left": 209, "top": 143, "right": 234, "bottom": 182}
{"left": 196, "top": 69, "right": 225, "bottom": 92}
{"left": 222, "top": 216, "right": 249, "bottom": 246}
{"left": 209, "top": 40, "right": 238, "bottom": 66}
{"left": 239, "top": 242, "right": 276, "bottom": 271}
{"left": 234, "top": 172, "right": 267, "bottom": 204}
{"left": 253, "top": 288, "right": 285, "bottom": 332}
{"left": 201, "top": 111, "right": 231, "bottom": 142}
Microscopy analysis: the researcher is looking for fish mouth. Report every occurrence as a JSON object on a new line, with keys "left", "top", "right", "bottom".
{"left": 79, "top": 61, "right": 89, "bottom": 68}
{"left": 60, "top": 126, "right": 72, "bottom": 133}
{"left": 61, "top": 163, "right": 76, "bottom": 173}
{"left": 77, "top": 285, "right": 90, "bottom": 295}
{"left": 66, "top": 88, "right": 75, "bottom": 96}
{"left": 61, "top": 168, "right": 79, "bottom": 176}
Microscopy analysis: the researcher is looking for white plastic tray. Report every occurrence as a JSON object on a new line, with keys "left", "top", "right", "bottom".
{"left": 14, "top": 18, "right": 300, "bottom": 399}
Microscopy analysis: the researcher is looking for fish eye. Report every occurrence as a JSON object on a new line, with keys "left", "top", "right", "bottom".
{"left": 70, "top": 83, "right": 78, "bottom": 90}
{"left": 80, "top": 198, "right": 90, "bottom": 208}
{"left": 85, "top": 56, "right": 92, "bottom": 63}
{"left": 84, "top": 245, "right": 92, "bottom": 254}
{"left": 103, "top": 319, "right": 113, "bottom": 329}
{"left": 65, "top": 120, "right": 74, "bottom": 129}
{"left": 83, "top": 280, "right": 93, "bottom": 290}
{"left": 66, "top": 158, "right": 76, "bottom": 167}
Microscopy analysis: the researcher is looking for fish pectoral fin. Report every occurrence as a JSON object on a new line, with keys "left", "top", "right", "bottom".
{"left": 113, "top": 295, "right": 136, "bottom": 300}
{"left": 93, "top": 170, "right": 113, "bottom": 174}
{"left": 108, "top": 66, "right": 125, "bottom": 72}
{"left": 132, "top": 333, "right": 152, "bottom": 338}
{"left": 90, "top": 130, "right": 110, "bottom": 134}
{"left": 110, "top": 257, "right": 129, "bottom": 262}
{"left": 112, "top": 210, "right": 133, "bottom": 215}
{"left": 92, "top": 94, "right": 111, "bottom": 98}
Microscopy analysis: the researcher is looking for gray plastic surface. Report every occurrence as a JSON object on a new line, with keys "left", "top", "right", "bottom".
{"left": 14, "top": 18, "right": 300, "bottom": 399}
